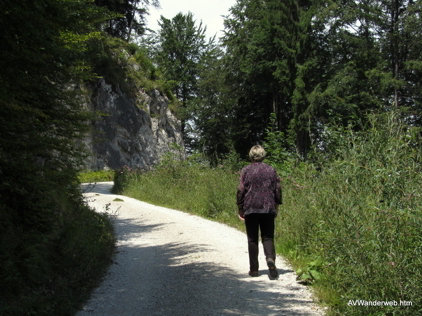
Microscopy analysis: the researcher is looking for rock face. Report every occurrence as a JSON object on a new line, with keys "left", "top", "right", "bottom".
{"left": 83, "top": 78, "right": 183, "bottom": 170}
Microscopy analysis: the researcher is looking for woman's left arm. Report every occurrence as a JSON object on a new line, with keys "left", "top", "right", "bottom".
{"left": 275, "top": 176, "right": 282, "bottom": 205}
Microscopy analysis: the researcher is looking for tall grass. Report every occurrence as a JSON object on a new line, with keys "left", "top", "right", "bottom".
{"left": 278, "top": 112, "right": 421, "bottom": 315}
{"left": 79, "top": 169, "right": 115, "bottom": 183}
{"left": 113, "top": 155, "right": 244, "bottom": 231}
{"left": 115, "top": 111, "right": 421, "bottom": 316}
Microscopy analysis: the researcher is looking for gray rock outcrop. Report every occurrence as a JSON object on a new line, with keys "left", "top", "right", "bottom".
{"left": 82, "top": 78, "right": 183, "bottom": 170}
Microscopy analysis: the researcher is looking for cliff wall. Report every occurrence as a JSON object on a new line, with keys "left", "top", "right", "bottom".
{"left": 83, "top": 78, "right": 183, "bottom": 170}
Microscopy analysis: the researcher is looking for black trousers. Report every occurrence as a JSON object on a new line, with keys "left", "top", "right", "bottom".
{"left": 244, "top": 213, "right": 275, "bottom": 272}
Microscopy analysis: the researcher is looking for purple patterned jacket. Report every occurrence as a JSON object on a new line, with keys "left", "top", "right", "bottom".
{"left": 236, "top": 162, "right": 282, "bottom": 216}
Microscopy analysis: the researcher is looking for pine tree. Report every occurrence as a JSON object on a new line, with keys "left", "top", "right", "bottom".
{"left": 94, "top": 0, "right": 160, "bottom": 41}
{"left": 308, "top": 0, "right": 422, "bottom": 131}
{"left": 191, "top": 45, "right": 234, "bottom": 163}
{"left": 0, "top": 1, "right": 112, "bottom": 308}
{"left": 222, "top": 0, "right": 320, "bottom": 157}
{"left": 153, "top": 12, "right": 213, "bottom": 147}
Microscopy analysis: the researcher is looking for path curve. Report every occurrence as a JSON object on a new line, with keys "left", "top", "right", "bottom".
{"left": 77, "top": 182, "right": 325, "bottom": 316}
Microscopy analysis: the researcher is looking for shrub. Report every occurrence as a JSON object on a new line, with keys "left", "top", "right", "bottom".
{"left": 0, "top": 180, "right": 115, "bottom": 316}
{"left": 263, "top": 113, "right": 293, "bottom": 178}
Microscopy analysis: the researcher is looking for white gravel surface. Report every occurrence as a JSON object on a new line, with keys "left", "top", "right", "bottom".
{"left": 77, "top": 182, "right": 325, "bottom": 316}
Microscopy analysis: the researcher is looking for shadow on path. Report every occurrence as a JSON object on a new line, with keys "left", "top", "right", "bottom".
{"left": 78, "top": 215, "right": 319, "bottom": 316}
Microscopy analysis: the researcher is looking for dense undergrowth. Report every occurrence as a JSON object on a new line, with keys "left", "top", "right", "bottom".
{"left": 0, "top": 1, "right": 119, "bottom": 314}
{"left": 279, "top": 112, "right": 421, "bottom": 315}
{"left": 114, "top": 111, "right": 421, "bottom": 316}
{"left": 0, "top": 178, "right": 116, "bottom": 316}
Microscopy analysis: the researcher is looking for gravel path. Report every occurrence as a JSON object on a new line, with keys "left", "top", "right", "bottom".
{"left": 77, "top": 182, "right": 325, "bottom": 316}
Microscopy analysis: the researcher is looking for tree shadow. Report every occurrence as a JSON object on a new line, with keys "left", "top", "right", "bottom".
{"left": 78, "top": 215, "right": 321, "bottom": 316}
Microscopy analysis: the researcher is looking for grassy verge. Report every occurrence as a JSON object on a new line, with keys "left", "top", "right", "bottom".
{"left": 114, "top": 113, "right": 421, "bottom": 316}
{"left": 277, "top": 113, "right": 422, "bottom": 316}
{"left": 79, "top": 169, "right": 115, "bottom": 183}
{"left": 112, "top": 160, "right": 244, "bottom": 232}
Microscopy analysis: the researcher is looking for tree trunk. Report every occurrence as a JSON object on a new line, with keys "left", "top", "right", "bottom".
{"left": 391, "top": 0, "right": 400, "bottom": 107}
{"left": 296, "top": 129, "right": 309, "bottom": 160}
{"left": 127, "top": 9, "right": 136, "bottom": 42}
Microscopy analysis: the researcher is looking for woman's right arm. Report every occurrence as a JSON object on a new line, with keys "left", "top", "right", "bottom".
{"left": 236, "top": 170, "right": 247, "bottom": 219}
{"left": 275, "top": 174, "right": 282, "bottom": 205}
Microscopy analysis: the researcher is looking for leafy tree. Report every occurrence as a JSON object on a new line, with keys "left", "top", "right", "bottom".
{"left": 94, "top": 0, "right": 160, "bottom": 41}
{"left": 373, "top": 0, "right": 422, "bottom": 121}
{"left": 222, "top": 0, "right": 287, "bottom": 156}
{"left": 309, "top": 0, "right": 422, "bottom": 134}
{"left": 0, "top": 0, "right": 102, "bottom": 201}
{"left": 0, "top": 1, "right": 114, "bottom": 313}
{"left": 222, "top": 0, "right": 323, "bottom": 158}
{"left": 153, "top": 12, "right": 213, "bottom": 146}
{"left": 167, "top": 0, "right": 422, "bottom": 163}
{"left": 190, "top": 45, "right": 235, "bottom": 163}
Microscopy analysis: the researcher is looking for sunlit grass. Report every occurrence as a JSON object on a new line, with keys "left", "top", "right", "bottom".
{"left": 114, "top": 112, "right": 421, "bottom": 316}
{"left": 79, "top": 169, "right": 115, "bottom": 183}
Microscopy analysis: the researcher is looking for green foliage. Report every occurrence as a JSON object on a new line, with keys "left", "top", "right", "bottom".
{"left": 263, "top": 113, "right": 293, "bottom": 177}
{"left": 296, "top": 257, "right": 324, "bottom": 285}
{"left": 190, "top": 45, "right": 235, "bottom": 162}
{"left": 152, "top": 12, "right": 214, "bottom": 146}
{"left": 93, "top": 0, "right": 160, "bottom": 41}
{"left": 222, "top": 0, "right": 320, "bottom": 156}
{"left": 0, "top": 1, "right": 116, "bottom": 315}
{"left": 154, "top": 12, "right": 209, "bottom": 104}
{"left": 79, "top": 169, "right": 115, "bottom": 183}
{"left": 219, "top": 0, "right": 422, "bottom": 161}
{"left": 87, "top": 35, "right": 180, "bottom": 116}
{"left": 90, "top": 36, "right": 147, "bottom": 94}
{"left": 0, "top": 182, "right": 116, "bottom": 316}
{"left": 221, "top": 146, "right": 249, "bottom": 172}
{"left": 113, "top": 153, "right": 242, "bottom": 227}
{"left": 114, "top": 110, "right": 420, "bottom": 316}
{"left": 307, "top": 0, "right": 422, "bottom": 133}
{"left": 135, "top": 47, "right": 157, "bottom": 78}
{"left": 112, "top": 165, "right": 144, "bottom": 194}
{"left": 279, "top": 111, "right": 421, "bottom": 315}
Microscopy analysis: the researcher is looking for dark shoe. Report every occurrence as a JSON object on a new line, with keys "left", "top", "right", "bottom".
{"left": 267, "top": 258, "right": 279, "bottom": 280}
{"left": 268, "top": 267, "right": 279, "bottom": 279}
{"left": 249, "top": 271, "right": 259, "bottom": 277}
{"left": 266, "top": 258, "right": 276, "bottom": 268}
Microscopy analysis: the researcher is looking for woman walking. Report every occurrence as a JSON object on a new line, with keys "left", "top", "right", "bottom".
{"left": 236, "top": 145, "right": 282, "bottom": 279}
